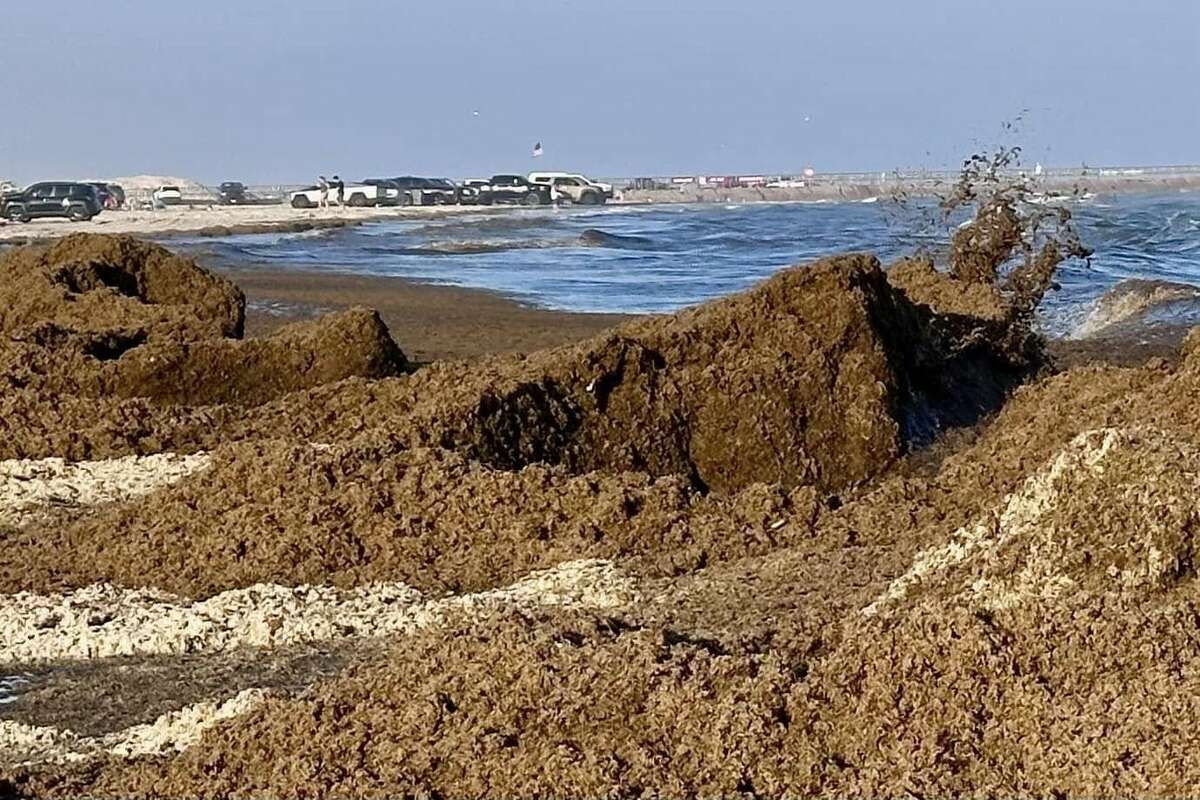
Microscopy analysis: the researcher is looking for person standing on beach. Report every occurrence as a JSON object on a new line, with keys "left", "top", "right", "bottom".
{"left": 318, "top": 176, "right": 329, "bottom": 209}
{"left": 333, "top": 175, "right": 345, "bottom": 207}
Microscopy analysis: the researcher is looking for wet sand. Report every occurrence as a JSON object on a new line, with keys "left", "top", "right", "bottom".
{"left": 219, "top": 265, "right": 633, "bottom": 363}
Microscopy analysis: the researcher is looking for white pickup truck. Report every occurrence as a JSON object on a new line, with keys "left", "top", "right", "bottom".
{"left": 289, "top": 182, "right": 401, "bottom": 208}
{"left": 528, "top": 172, "right": 614, "bottom": 201}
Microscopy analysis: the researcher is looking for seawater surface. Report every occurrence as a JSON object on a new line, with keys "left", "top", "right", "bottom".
{"left": 176, "top": 192, "right": 1200, "bottom": 333}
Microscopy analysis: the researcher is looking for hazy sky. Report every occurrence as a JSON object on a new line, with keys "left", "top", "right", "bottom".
{"left": 2, "top": 0, "right": 1196, "bottom": 183}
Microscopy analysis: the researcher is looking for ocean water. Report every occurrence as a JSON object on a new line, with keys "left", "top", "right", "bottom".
{"left": 177, "top": 192, "right": 1200, "bottom": 334}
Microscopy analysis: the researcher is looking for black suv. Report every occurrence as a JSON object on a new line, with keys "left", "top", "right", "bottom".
{"left": 423, "top": 178, "right": 461, "bottom": 204}
{"left": 389, "top": 176, "right": 460, "bottom": 205}
{"left": 362, "top": 179, "right": 413, "bottom": 206}
{"left": 218, "top": 181, "right": 248, "bottom": 205}
{"left": 3, "top": 182, "right": 103, "bottom": 222}
{"left": 478, "top": 175, "right": 550, "bottom": 206}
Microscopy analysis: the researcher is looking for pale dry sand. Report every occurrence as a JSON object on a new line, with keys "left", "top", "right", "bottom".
{"left": 0, "top": 453, "right": 211, "bottom": 528}
{"left": 0, "top": 560, "right": 638, "bottom": 663}
{"left": 0, "top": 203, "right": 481, "bottom": 243}
{"left": 101, "top": 175, "right": 210, "bottom": 195}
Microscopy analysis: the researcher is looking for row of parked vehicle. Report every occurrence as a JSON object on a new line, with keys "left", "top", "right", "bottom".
{"left": 0, "top": 181, "right": 128, "bottom": 222}
{"left": 0, "top": 179, "right": 256, "bottom": 222}
{"left": 0, "top": 171, "right": 616, "bottom": 223}
{"left": 288, "top": 172, "right": 614, "bottom": 209}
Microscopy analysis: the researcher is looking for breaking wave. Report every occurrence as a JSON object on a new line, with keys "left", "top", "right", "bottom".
{"left": 172, "top": 193, "right": 1200, "bottom": 319}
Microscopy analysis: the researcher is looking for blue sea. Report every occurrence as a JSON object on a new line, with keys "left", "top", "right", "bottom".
{"left": 174, "top": 192, "right": 1200, "bottom": 335}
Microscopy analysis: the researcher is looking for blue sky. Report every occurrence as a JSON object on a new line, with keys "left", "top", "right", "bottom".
{"left": 2, "top": 0, "right": 1196, "bottom": 183}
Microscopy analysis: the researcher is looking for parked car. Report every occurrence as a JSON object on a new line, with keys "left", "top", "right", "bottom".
{"left": 218, "top": 182, "right": 248, "bottom": 205}
{"left": 425, "top": 178, "right": 461, "bottom": 204}
{"left": 385, "top": 177, "right": 423, "bottom": 204}
{"left": 362, "top": 179, "right": 413, "bottom": 206}
{"left": 388, "top": 177, "right": 459, "bottom": 205}
{"left": 289, "top": 181, "right": 398, "bottom": 208}
{"left": 528, "top": 172, "right": 614, "bottom": 200}
{"left": 87, "top": 182, "right": 124, "bottom": 210}
{"left": 477, "top": 175, "right": 551, "bottom": 206}
{"left": 458, "top": 179, "right": 489, "bottom": 205}
{"left": 153, "top": 185, "right": 184, "bottom": 206}
{"left": 536, "top": 175, "right": 608, "bottom": 205}
{"left": 3, "top": 182, "right": 103, "bottom": 222}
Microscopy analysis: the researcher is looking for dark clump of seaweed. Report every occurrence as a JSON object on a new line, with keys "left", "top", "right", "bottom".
{"left": 889, "top": 124, "right": 1093, "bottom": 306}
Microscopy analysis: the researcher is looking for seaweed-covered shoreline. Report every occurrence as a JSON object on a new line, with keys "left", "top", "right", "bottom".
{"left": 3, "top": 232, "right": 1200, "bottom": 797}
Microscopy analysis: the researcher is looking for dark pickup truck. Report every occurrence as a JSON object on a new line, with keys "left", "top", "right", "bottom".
{"left": 3, "top": 182, "right": 103, "bottom": 222}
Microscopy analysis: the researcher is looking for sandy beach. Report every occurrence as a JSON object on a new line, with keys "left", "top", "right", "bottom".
{"left": 0, "top": 204, "right": 483, "bottom": 246}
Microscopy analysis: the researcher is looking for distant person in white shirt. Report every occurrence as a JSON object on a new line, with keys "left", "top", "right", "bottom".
{"left": 318, "top": 176, "right": 330, "bottom": 209}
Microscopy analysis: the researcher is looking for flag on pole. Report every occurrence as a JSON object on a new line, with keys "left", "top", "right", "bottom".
{"left": 532, "top": 141, "right": 544, "bottom": 158}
